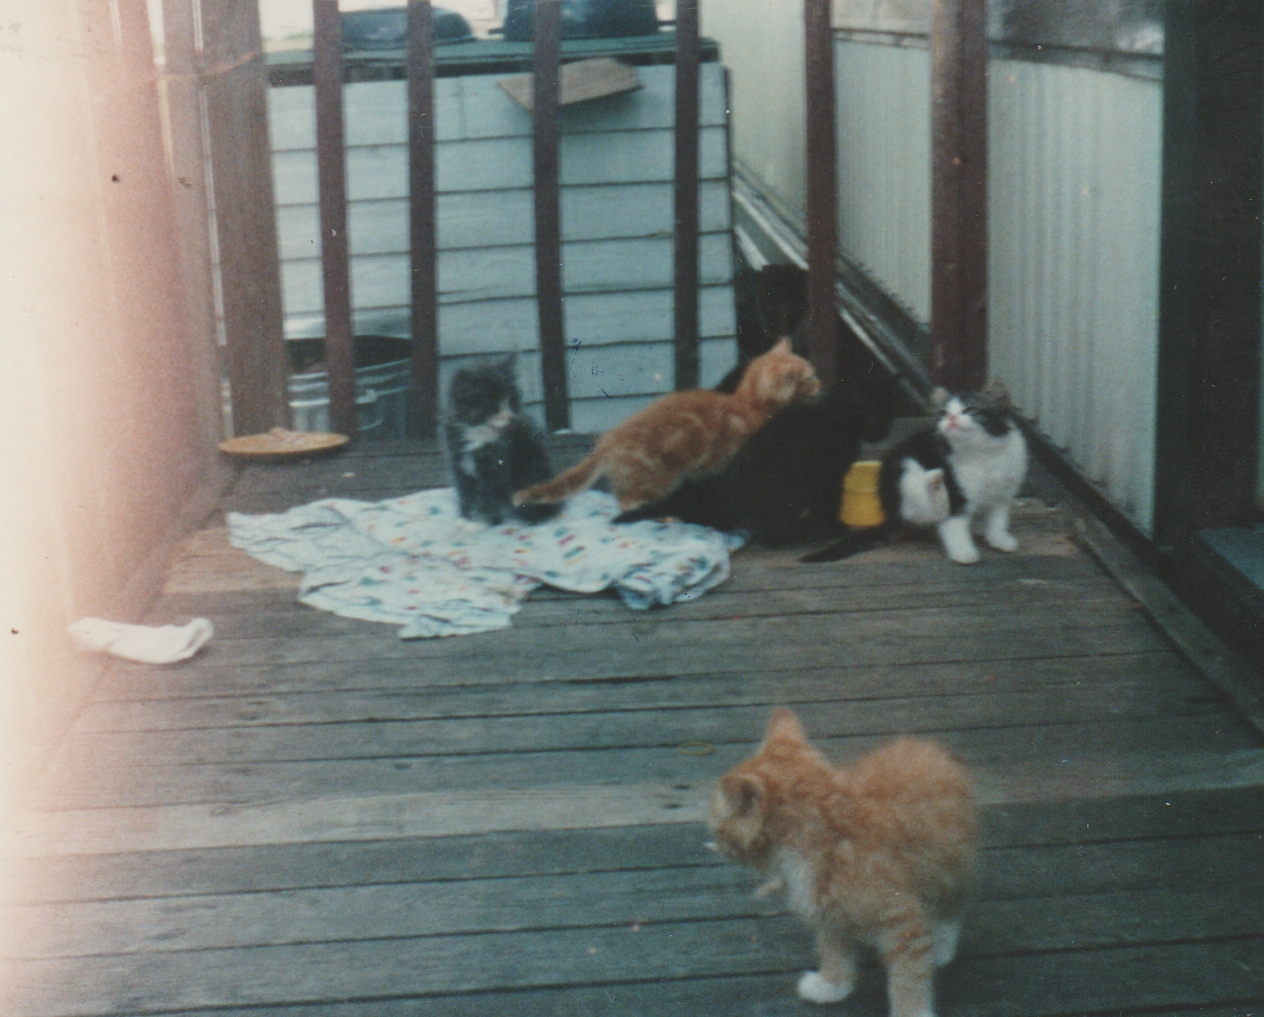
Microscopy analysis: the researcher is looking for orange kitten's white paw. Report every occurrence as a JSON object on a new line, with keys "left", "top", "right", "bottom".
{"left": 754, "top": 877, "right": 784, "bottom": 898}
{"left": 797, "top": 971, "right": 853, "bottom": 1004}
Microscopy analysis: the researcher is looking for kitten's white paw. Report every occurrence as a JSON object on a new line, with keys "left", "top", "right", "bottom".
{"left": 986, "top": 530, "right": 1018, "bottom": 553}
{"left": 796, "top": 971, "right": 853, "bottom": 1004}
{"left": 939, "top": 517, "right": 980, "bottom": 564}
{"left": 947, "top": 543, "right": 981, "bottom": 565}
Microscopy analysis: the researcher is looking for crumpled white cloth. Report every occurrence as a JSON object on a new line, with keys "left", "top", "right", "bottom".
{"left": 227, "top": 488, "right": 742, "bottom": 639}
{"left": 68, "top": 617, "right": 214, "bottom": 664}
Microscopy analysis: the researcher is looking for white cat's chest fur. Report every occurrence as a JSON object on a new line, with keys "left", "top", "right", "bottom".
{"left": 457, "top": 402, "right": 514, "bottom": 476}
{"left": 948, "top": 428, "right": 1027, "bottom": 516}
{"left": 774, "top": 849, "right": 819, "bottom": 920}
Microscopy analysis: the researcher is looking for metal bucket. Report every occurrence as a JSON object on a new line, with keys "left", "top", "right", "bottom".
{"left": 287, "top": 337, "right": 413, "bottom": 441}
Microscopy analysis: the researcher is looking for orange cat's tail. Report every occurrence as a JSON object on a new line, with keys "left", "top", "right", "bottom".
{"left": 513, "top": 454, "right": 603, "bottom": 506}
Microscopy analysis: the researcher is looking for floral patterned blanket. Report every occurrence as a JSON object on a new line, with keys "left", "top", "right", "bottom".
{"left": 227, "top": 489, "right": 742, "bottom": 639}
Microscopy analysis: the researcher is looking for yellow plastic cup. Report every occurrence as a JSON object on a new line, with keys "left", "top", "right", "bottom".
{"left": 840, "top": 460, "right": 885, "bottom": 528}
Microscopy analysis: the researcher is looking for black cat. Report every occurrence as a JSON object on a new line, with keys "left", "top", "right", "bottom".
{"left": 444, "top": 358, "right": 561, "bottom": 526}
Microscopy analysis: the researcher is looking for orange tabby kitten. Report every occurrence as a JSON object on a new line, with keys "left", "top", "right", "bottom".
{"left": 707, "top": 709, "right": 977, "bottom": 1016}
{"left": 512, "top": 338, "right": 821, "bottom": 512}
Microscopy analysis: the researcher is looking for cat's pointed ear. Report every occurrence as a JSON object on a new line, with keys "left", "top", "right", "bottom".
{"left": 764, "top": 707, "right": 807, "bottom": 745}
{"left": 980, "top": 378, "right": 1012, "bottom": 412}
{"left": 719, "top": 770, "right": 766, "bottom": 818}
{"left": 930, "top": 387, "right": 950, "bottom": 412}
{"left": 770, "top": 336, "right": 792, "bottom": 354}
{"left": 925, "top": 468, "right": 945, "bottom": 492}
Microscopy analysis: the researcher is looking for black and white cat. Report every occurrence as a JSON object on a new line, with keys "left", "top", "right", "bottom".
{"left": 802, "top": 382, "right": 1027, "bottom": 564}
{"left": 444, "top": 358, "right": 561, "bottom": 526}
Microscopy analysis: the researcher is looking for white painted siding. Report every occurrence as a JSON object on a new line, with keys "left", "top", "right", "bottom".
{"left": 988, "top": 60, "right": 1162, "bottom": 533}
{"left": 267, "top": 64, "right": 738, "bottom": 429}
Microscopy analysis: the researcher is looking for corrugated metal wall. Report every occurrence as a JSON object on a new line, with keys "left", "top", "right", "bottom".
{"left": 988, "top": 60, "right": 1162, "bottom": 533}
{"left": 705, "top": 2, "right": 1165, "bottom": 535}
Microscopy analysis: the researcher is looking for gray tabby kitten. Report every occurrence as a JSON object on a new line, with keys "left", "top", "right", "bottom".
{"left": 444, "top": 358, "right": 560, "bottom": 526}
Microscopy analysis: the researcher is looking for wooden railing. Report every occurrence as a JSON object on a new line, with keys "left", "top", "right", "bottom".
{"left": 305, "top": 0, "right": 988, "bottom": 438}
{"left": 308, "top": 0, "right": 706, "bottom": 438}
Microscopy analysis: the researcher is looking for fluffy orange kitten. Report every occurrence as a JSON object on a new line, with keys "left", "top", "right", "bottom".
{"left": 512, "top": 338, "right": 821, "bottom": 512}
{"left": 707, "top": 709, "right": 977, "bottom": 1016}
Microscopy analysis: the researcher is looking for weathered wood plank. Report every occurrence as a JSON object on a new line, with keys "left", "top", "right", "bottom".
{"left": 153, "top": 583, "right": 1135, "bottom": 642}
{"left": 24, "top": 727, "right": 1258, "bottom": 813}
{"left": 11, "top": 852, "right": 1261, "bottom": 960}
{"left": 83, "top": 654, "right": 1194, "bottom": 726}
{"left": 54, "top": 683, "right": 1217, "bottom": 768}
{"left": 96, "top": 624, "right": 1174, "bottom": 699}
{"left": 91, "top": 646, "right": 1183, "bottom": 712}
{"left": 14, "top": 787, "right": 1264, "bottom": 904}
{"left": 98, "top": 607, "right": 1166, "bottom": 673}
{"left": 48, "top": 986, "right": 1263, "bottom": 1017}
{"left": 4, "top": 908, "right": 1263, "bottom": 1016}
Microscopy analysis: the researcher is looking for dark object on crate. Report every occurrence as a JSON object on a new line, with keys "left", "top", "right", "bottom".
{"left": 286, "top": 336, "right": 414, "bottom": 442}
{"left": 341, "top": 7, "right": 474, "bottom": 51}
{"left": 503, "top": 0, "right": 658, "bottom": 42}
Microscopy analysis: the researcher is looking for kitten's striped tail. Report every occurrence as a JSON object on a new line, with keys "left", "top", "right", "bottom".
{"left": 799, "top": 526, "right": 890, "bottom": 563}
{"left": 512, "top": 454, "right": 603, "bottom": 506}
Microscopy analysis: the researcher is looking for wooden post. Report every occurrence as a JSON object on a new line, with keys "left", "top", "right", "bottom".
{"left": 930, "top": 0, "right": 988, "bottom": 392}
{"left": 408, "top": 0, "right": 439, "bottom": 436}
{"left": 196, "top": 0, "right": 291, "bottom": 435}
{"left": 673, "top": 0, "right": 701, "bottom": 390}
{"left": 312, "top": 0, "right": 357, "bottom": 438}
{"left": 161, "top": 0, "right": 231, "bottom": 447}
{"left": 804, "top": 0, "right": 837, "bottom": 384}
{"left": 533, "top": 0, "right": 568, "bottom": 431}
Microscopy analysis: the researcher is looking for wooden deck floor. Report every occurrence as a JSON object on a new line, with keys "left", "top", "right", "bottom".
{"left": 5, "top": 437, "right": 1264, "bottom": 1016}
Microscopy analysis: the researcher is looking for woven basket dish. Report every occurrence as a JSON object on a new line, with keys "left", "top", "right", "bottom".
{"left": 218, "top": 428, "right": 350, "bottom": 458}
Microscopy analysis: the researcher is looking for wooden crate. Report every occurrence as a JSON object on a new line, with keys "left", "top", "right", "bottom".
{"left": 268, "top": 63, "right": 738, "bottom": 431}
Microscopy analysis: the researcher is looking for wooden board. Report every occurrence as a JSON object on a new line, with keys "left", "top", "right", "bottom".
{"left": 28, "top": 718, "right": 1257, "bottom": 812}
{"left": 13, "top": 787, "right": 1264, "bottom": 904}
{"left": 4, "top": 905, "right": 1264, "bottom": 1016}
{"left": 497, "top": 59, "right": 643, "bottom": 112}
{"left": 13, "top": 852, "right": 1262, "bottom": 959}
{"left": 53, "top": 681, "right": 1212, "bottom": 767}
